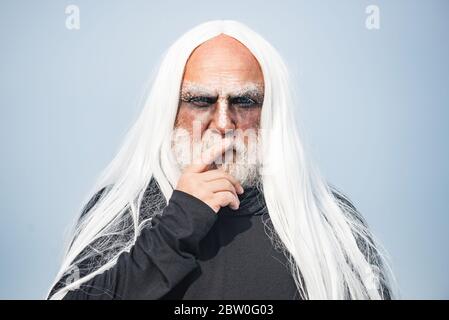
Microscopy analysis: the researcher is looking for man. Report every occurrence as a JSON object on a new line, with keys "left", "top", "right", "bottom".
{"left": 48, "top": 20, "right": 394, "bottom": 300}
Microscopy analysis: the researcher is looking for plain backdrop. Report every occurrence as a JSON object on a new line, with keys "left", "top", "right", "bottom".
{"left": 1, "top": 0, "right": 448, "bottom": 299}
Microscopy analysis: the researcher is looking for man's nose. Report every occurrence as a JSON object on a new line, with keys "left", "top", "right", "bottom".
{"left": 210, "top": 99, "right": 235, "bottom": 136}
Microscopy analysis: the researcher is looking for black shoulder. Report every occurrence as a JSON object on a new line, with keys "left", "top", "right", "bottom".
{"left": 329, "top": 185, "right": 369, "bottom": 227}
{"left": 329, "top": 185, "right": 392, "bottom": 299}
{"left": 79, "top": 186, "right": 109, "bottom": 220}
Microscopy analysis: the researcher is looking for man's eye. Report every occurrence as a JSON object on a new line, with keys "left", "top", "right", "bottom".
{"left": 187, "top": 96, "right": 214, "bottom": 107}
{"left": 231, "top": 97, "right": 258, "bottom": 107}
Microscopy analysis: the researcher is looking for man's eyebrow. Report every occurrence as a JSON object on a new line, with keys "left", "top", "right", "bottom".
{"left": 180, "top": 81, "right": 264, "bottom": 101}
{"left": 228, "top": 85, "right": 264, "bottom": 102}
{"left": 180, "top": 82, "right": 217, "bottom": 98}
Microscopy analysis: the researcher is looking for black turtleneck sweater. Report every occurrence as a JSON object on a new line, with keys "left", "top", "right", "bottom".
{"left": 54, "top": 181, "right": 300, "bottom": 300}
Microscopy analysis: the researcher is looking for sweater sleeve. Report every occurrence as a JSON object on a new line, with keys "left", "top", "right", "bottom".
{"left": 59, "top": 190, "right": 217, "bottom": 300}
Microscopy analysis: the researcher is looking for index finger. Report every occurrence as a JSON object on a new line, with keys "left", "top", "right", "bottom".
{"left": 185, "top": 137, "right": 234, "bottom": 173}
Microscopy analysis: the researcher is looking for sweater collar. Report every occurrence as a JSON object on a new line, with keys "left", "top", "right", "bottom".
{"left": 147, "top": 177, "right": 268, "bottom": 217}
{"left": 218, "top": 185, "right": 268, "bottom": 217}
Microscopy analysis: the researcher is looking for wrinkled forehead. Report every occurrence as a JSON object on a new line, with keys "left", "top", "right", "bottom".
{"left": 181, "top": 34, "right": 264, "bottom": 92}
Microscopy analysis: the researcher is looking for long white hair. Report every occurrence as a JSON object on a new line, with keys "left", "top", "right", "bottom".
{"left": 48, "top": 20, "right": 395, "bottom": 300}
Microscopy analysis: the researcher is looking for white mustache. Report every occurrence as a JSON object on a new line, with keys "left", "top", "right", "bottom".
{"left": 202, "top": 134, "right": 246, "bottom": 156}
{"left": 171, "top": 130, "right": 261, "bottom": 187}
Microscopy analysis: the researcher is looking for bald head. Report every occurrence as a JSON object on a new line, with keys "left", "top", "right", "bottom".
{"left": 183, "top": 34, "right": 264, "bottom": 87}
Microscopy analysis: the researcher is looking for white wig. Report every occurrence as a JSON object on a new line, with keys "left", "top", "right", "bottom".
{"left": 48, "top": 20, "right": 395, "bottom": 300}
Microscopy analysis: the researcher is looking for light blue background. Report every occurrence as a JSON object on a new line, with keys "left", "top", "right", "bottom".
{"left": 1, "top": 0, "right": 448, "bottom": 299}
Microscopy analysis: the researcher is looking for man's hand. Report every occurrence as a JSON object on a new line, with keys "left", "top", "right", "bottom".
{"left": 175, "top": 137, "right": 244, "bottom": 213}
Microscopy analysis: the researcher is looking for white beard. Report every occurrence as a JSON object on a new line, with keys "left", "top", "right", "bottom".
{"left": 171, "top": 129, "right": 261, "bottom": 188}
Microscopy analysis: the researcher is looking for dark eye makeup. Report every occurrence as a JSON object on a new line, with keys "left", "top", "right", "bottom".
{"left": 180, "top": 94, "right": 262, "bottom": 109}
{"left": 230, "top": 96, "right": 259, "bottom": 107}
{"left": 183, "top": 96, "right": 216, "bottom": 107}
